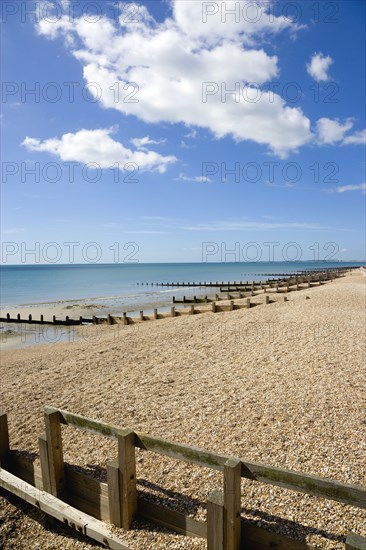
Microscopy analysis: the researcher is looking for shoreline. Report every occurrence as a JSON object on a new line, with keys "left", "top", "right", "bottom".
{"left": 0, "top": 269, "right": 365, "bottom": 548}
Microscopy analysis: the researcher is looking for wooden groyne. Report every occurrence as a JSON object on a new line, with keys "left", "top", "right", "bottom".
{"left": 137, "top": 267, "right": 350, "bottom": 288}
{"left": 0, "top": 269, "right": 351, "bottom": 328}
{"left": 0, "top": 408, "right": 365, "bottom": 549}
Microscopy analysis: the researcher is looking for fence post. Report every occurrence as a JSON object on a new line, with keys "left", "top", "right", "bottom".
{"left": 212, "top": 302, "right": 217, "bottom": 313}
{"left": 246, "top": 298, "right": 251, "bottom": 309}
{"left": 44, "top": 410, "right": 64, "bottom": 498}
{"left": 229, "top": 300, "right": 234, "bottom": 311}
{"left": 39, "top": 434, "right": 52, "bottom": 493}
{"left": 171, "top": 307, "right": 176, "bottom": 317}
{"left": 190, "top": 305, "right": 194, "bottom": 315}
{"left": 224, "top": 458, "right": 241, "bottom": 550}
{"left": 265, "top": 296, "right": 270, "bottom": 304}
{"left": 123, "top": 312, "right": 128, "bottom": 325}
{"left": 207, "top": 490, "right": 224, "bottom": 550}
{"left": 0, "top": 413, "right": 10, "bottom": 466}
{"left": 107, "top": 458, "right": 122, "bottom": 527}
{"left": 117, "top": 429, "right": 137, "bottom": 529}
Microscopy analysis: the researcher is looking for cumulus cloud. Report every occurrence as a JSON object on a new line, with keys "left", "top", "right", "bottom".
{"left": 175, "top": 173, "right": 212, "bottom": 183}
{"left": 22, "top": 128, "right": 176, "bottom": 173}
{"left": 335, "top": 183, "right": 366, "bottom": 194}
{"left": 131, "top": 136, "right": 166, "bottom": 149}
{"left": 316, "top": 117, "right": 354, "bottom": 145}
{"left": 342, "top": 129, "right": 366, "bottom": 145}
{"left": 307, "top": 52, "right": 333, "bottom": 82}
{"left": 35, "top": 1, "right": 313, "bottom": 158}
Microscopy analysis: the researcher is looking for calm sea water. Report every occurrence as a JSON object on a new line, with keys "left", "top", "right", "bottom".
{"left": 0, "top": 261, "right": 363, "bottom": 309}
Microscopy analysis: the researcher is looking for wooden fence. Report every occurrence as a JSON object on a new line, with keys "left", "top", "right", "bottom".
{"left": 0, "top": 408, "right": 365, "bottom": 549}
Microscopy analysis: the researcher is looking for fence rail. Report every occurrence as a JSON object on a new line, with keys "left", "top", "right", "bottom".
{"left": 0, "top": 408, "right": 365, "bottom": 550}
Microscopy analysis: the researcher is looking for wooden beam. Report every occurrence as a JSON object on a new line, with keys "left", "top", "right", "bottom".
{"left": 0, "top": 468, "right": 131, "bottom": 550}
{"left": 44, "top": 410, "right": 64, "bottom": 498}
{"left": 0, "top": 413, "right": 10, "bottom": 466}
{"left": 207, "top": 490, "right": 224, "bottom": 550}
{"left": 118, "top": 429, "right": 137, "bottom": 529}
{"left": 224, "top": 458, "right": 241, "bottom": 550}
{"left": 138, "top": 499, "right": 206, "bottom": 538}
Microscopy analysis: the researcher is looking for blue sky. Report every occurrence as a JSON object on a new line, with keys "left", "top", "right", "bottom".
{"left": 1, "top": 0, "right": 365, "bottom": 264}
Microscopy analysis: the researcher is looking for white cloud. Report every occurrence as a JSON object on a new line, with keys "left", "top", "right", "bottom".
{"left": 35, "top": 1, "right": 312, "bottom": 158}
{"left": 131, "top": 136, "right": 166, "bottom": 149}
{"left": 22, "top": 128, "right": 176, "bottom": 173}
{"left": 307, "top": 52, "right": 333, "bottom": 82}
{"left": 342, "top": 129, "right": 366, "bottom": 145}
{"left": 175, "top": 173, "right": 212, "bottom": 183}
{"left": 335, "top": 183, "right": 366, "bottom": 194}
{"left": 316, "top": 117, "right": 354, "bottom": 145}
{"left": 181, "top": 221, "right": 330, "bottom": 231}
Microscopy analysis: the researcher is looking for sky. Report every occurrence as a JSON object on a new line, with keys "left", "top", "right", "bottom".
{"left": 1, "top": 0, "right": 365, "bottom": 264}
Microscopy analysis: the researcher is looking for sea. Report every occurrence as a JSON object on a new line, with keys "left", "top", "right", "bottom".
{"left": 1, "top": 261, "right": 364, "bottom": 310}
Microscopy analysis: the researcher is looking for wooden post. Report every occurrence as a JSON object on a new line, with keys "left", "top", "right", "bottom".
{"left": 190, "top": 305, "right": 194, "bottom": 315}
{"left": 6, "top": 313, "right": 10, "bottom": 320}
{"left": 212, "top": 302, "right": 217, "bottom": 313}
{"left": 17, "top": 313, "right": 21, "bottom": 322}
{"left": 140, "top": 311, "right": 144, "bottom": 321}
{"left": 0, "top": 413, "right": 10, "bottom": 466}
{"left": 207, "top": 490, "right": 224, "bottom": 550}
{"left": 92, "top": 315, "right": 97, "bottom": 324}
{"left": 265, "top": 296, "right": 270, "bottom": 304}
{"left": 154, "top": 308, "right": 158, "bottom": 319}
{"left": 39, "top": 434, "right": 52, "bottom": 494}
{"left": 40, "top": 314, "right": 44, "bottom": 324}
{"left": 345, "top": 533, "right": 366, "bottom": 550}
{"left": 65, "top": 316, "right": 69, "bottom": 324}
{"left": 229, "top": 300, "right": 234, "bottom": 311}
{"left": 53, "top": 315, "right": 56, "bottom": 323}
{"left": 44, "top": 410, "right": 64, "bottom": 498}
{"left": 123, "top": 312, "right": 128, "bottom": 325}
{"left": 171, "top": 307, "right": 175, "bottom": 317}
{"left": 117, "top": 429, "right": 137, "bottom": 529}
{"left": 224, "top": 458, "right": 241, "bottom": 550}
{"left": 29, "top": 314, "right": 32, "bottom": 322}
{"left": 246, "top": 298, "right": 251, "bottom": 309}
{"left": 107, "top": 458, "right": 122, "bottom": 527}
{"left": 284, "top": 296, "right": 288, "bottom": 301}
{"left": 108, "top": 314, "right": 113, "bottom": 325}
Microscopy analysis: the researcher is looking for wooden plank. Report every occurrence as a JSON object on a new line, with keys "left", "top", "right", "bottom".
{"left": 64, "top": 468, "right": 109, "bottom": 521}
{"left": 44, "top": 410, "right": 64, "bottom": 498}
{"left": 107, "top": 458, "right": 122, "bottom": 527}
{"left": 0, "top": 413, "right": 10, "bottom": 465}
{"left": 346, "top": 533, "right": 366, "bottom": 550}
{"left": 224, "top": 458, "right": 241, "bottom": 550}
{"left": 241, "top": 520, "right": 313, "bottom": 549}
{"left": 47, "top": 407, "right": 366, "bottom": 508}
{"left": 0, "top": 468, "right": 130, "bottom": 550}
{"left": 207, "top": 490, "right": 224, "bottom": 550}
{"left": 138, "top": 499, "right": 206, "bottom": 538}
{"left": 118, "top": 429, "right": 137, "bottom": 529}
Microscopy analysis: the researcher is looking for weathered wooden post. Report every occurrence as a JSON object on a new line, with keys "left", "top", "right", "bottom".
{"left": 108, "top": 314, "right": 113, "bottom": 325}
{"left": 224, "top": 458, "right": 241, "bottom": 550}
{"left": 118, "top": 429, "right": 137, "bottom": 529}
{"left": 40, "top": 314, "right": 44, "bottom": 324}
{"left": 212, "top": 302, "right": 217, "bottom": 313}
{"left": 6, "top": 313, "right": 10, "bottom": 320}
{"left": 65, "top": 316, "right": 69, "bottom": 324}
{"left": 29, "top": 314, "right": 32, "bottom": 322}
{"left": 229, "top": 300, "right": 234, "bottom": 311}
{"left": 53, "top": 315, "right": 56, "bottom": 324}
{"left": 190, "top": 305, "right": 194, "bottom": 315}
{"left": 0, "top": 413, "right": 10, "bottom": 466}
{"left": 246, "top": 298, "right": 251, "bottom": 308}
{"left": 17, "top": 313, "right": 21, "bottom": 322}
{"left": 44, "top": 409, "right": 64, "bottom": 498}
{"left": 140, "top": 311, "right": 144, "bottom": 321}
{"left": 154, "top": 308, "right": 158, "bottom": 320}
{"left": 207, "top": 491, "right": 224, "bottom": 550}
{"left": 123, "top": 312, "right": 128, "bottom": 325}
{"left": 92, "top": 315, "right": 97, "bottom": 325}
{"left": 79, "top": 316, "right": 83, "bottom": 324}
{"left": 265, "top": 296, "right": 270, "bottom": 304}
{"left": 171, "top": 307, "right": 175, "bottom": 317}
